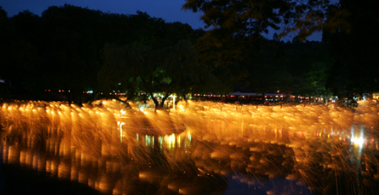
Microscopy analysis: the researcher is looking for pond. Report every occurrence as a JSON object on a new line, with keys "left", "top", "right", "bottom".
{"left": 1, "top": 100, "right": 379, "bottom": 195}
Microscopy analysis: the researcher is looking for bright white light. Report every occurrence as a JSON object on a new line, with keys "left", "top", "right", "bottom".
{"left": 351, "top": 137, "right": 364, "bottom": 146}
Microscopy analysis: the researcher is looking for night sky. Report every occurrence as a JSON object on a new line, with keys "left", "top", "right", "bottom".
{"left": 1, "top": 0, "right": 321, "bottom": 41}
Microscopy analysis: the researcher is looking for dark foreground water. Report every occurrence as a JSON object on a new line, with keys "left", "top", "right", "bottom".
{"left": 1, "top": 103, "right": 379, "bottom": 195}
{"left": 1, "top": 124, "right": 379, "bottom": 195}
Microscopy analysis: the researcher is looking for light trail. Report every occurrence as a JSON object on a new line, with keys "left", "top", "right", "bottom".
{"left": 1, "top": 99, "right": 379, "bottom": 194}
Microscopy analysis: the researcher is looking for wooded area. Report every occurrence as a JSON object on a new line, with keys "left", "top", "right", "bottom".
{"left": 0, "top": 0, "right": 378, "bottom": 105}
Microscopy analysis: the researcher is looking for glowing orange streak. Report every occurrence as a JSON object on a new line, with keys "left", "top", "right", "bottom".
{"left": 120, "top": 122, "right": 125, "bottom": 143}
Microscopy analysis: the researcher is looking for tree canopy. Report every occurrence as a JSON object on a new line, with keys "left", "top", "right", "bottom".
{"left": 184, "top": 0, "right": 379, "bottom": 97}
{"left": 183, "top": 0, "right": 343, "bottom": 40}
{"left": 323, "top": 0, "right": 379, "bottom": 97}
{"left": 1, "top": 1, "right": 378, "bottom": 104}
{"left": 0, "top": 4, "right": 225, "bottom": 105}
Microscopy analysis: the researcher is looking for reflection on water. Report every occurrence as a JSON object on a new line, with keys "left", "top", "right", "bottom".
{"left": 1, "top": 100, "right": 379, "bottom": 194}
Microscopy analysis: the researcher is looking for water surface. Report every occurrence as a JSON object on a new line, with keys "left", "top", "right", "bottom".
{"left": 1, "top": 100, "right": 379, "bottom": 195}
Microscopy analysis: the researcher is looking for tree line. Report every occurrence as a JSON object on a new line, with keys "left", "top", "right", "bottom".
{"left": 0, "top": 1, "right": 378, "bottom": 106}
{"left": 0, "top": 4, "right": 220, "bottom": 107}
{"left": 185, "top": 0, "right": 379, "bottom": 100}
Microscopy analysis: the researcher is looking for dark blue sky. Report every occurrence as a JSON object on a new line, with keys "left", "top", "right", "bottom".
{"left": 1, "top": 0, "right": 321, "bottom": 41}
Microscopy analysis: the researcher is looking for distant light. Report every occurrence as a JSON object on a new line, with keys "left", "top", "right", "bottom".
{"left": 120, "top": 109, "right": 126, "bottom": 115}
{"left": 351, "top": 137, "right": 364, "bottom": 146}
